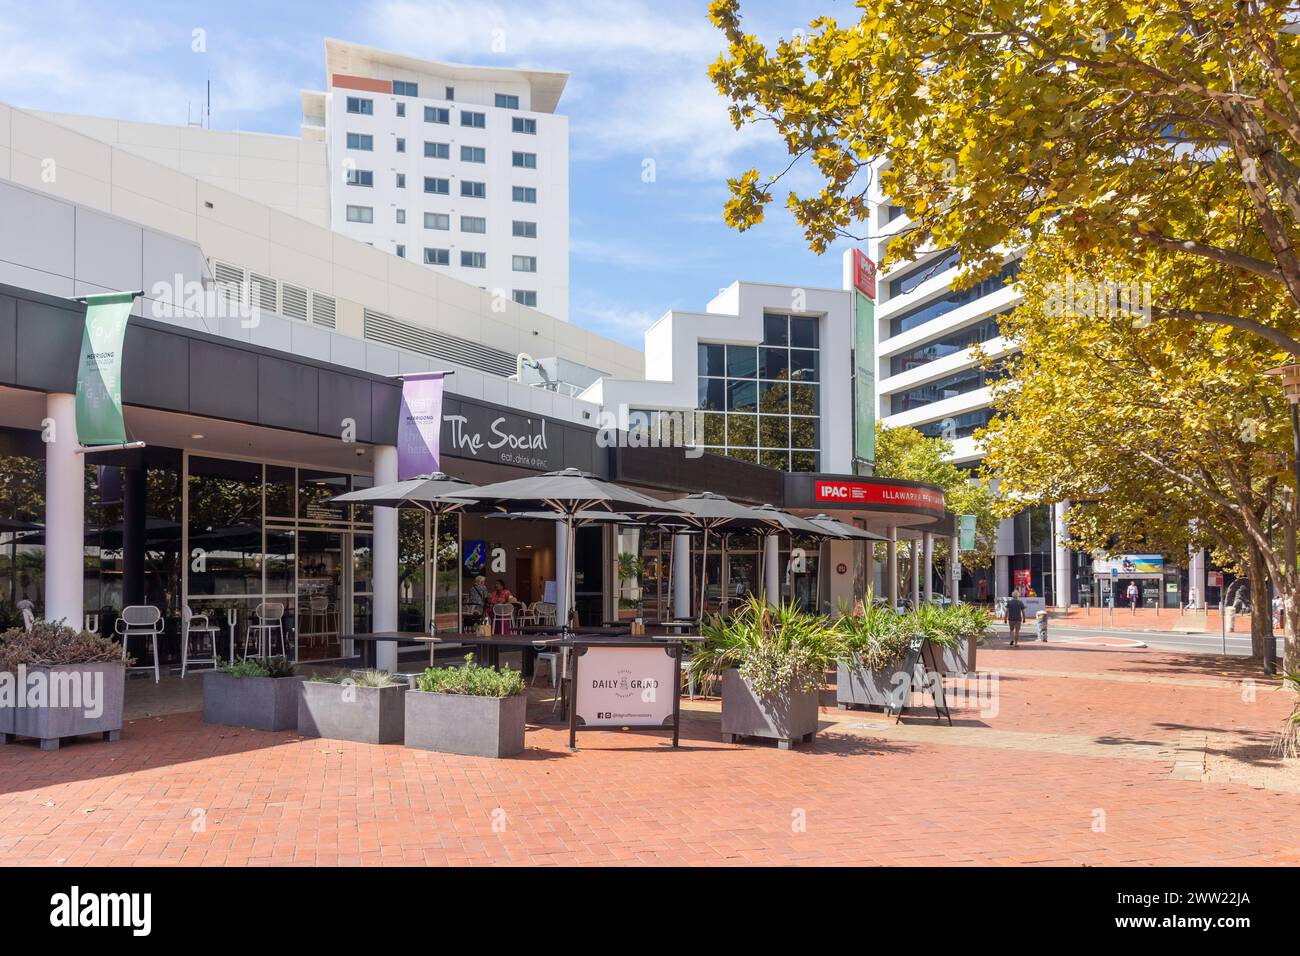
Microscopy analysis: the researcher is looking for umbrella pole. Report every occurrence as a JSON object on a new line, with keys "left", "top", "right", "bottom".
{"left": 431, "top": 510, "right": 440, "bottom": 635}
{"left": 567, "top": 512, "right": 577, "bottom": 630}
{"left": 698, "top": 529, "right": 709, "bottom": 623}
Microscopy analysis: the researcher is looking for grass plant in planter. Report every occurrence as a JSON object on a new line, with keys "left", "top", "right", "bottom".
{"left": 689, "top": 596, "right": 840, "bottom": 749}
{"left": 836, "top": 600, "right": 915, "bottom": 711}
{"left": 405, "top": 655, "right": 528, "bottom": 757}
{"left": 299, "top": 668, "right": 407, "bottom": 744}
{"left": 201, "top": 656, "right": 303, "bottom": 732}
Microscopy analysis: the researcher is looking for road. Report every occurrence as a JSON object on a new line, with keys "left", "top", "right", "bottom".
{"left": 992, "top": 622, "right": 1286, "bottom": 657}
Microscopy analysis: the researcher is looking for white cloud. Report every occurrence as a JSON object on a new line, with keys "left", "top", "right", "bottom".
{"left": 570, "top": 293, "right": 662, "bottom": 346}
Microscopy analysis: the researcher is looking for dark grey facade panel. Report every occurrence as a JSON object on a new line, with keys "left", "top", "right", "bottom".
{"left": 370, "top": 380, "right": 401, "bottom": 446}
{"left": 122, "top": 324, "right": 190, "bottom": 412}
{"left": 0, "top": 296, "right": 15, "bottom": 385}
{"left": 615, "top": 446, "right": 784, "bottom": 504}
{"left": 188, "top": 339, "right": 258, "bottom": 423}
{"left": 257, "top": 355, "right": 318, "bottom": 433}
{"left": 318, "top": 370, "right": 375, "bottom": 444}
{"left": 14, "top": 298, "right": 80, "bottom": 392}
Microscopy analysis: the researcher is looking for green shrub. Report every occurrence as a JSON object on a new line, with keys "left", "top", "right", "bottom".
{"left": 218, "top": 656, "right": 296, "bottom": 679}
{"left": 309, "top": 668, "right": 400, "bottom": 687}
{"left": 688, "top": 595, "right": 841, "bottom": 696}
{"left": 0, "top": 619, "right": 128, "bottom": 671}
{"left": 416, "top": 655, "right": 525, "bottom": 697}
{"left": 837, "top": 599, "right": 913, "bottom": 671}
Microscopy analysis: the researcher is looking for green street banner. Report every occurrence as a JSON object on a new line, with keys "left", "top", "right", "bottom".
{"left": 959, "top": 514, "right": 977, "bottom": 551}
{"left": 75, "top": 291, "right": 136, "bottom": 446}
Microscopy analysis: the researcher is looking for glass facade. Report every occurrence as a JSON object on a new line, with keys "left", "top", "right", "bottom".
{"left": 888, "top": 311, "right": 1007, "bottom": 376}
{"left": 888, "top": 260, "right": 1020, "bottom": 337}
{"left": 889, "top": 360, "right": 1007, "bottom": 414}
{"left": 696, "top": 313, "right": 821, "bottom": 472}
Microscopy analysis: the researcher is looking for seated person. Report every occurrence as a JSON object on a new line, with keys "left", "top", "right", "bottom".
{"left": 465, "top": 575, "right": 489, "bottom": 625}
{"left": 486, "top": 578, "right": 515, "bottom": 608}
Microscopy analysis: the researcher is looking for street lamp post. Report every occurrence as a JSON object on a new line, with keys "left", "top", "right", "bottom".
{"left": 1260, "top": 362, "right": 1300, "bottom": 675}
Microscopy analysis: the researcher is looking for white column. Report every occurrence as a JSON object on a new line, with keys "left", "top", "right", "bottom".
{"left": 44, "top": 393, "right": 83, "bottom": 626}
{"left": 949, "top": 535, "right": 961, "bottom": 601}
{"left": 763, "top": 535, "right": 781, "bottom": 607}
{"left": 922, "top": 531, "right": 934, "bottom": 603}
{"left": 910, "top": 536, "right": 921, "bottom": 608}
{"left": 1188, "top": 546, "right": 1206, "bottom": 609}
{"left": 556, "top": 521, "right": 571, "bottom": 623}
{"left": 672, "top": 532, "right": 691, "bottom": 620}
{"left": 1053, "top": 500, "right": 1071, "bottom": 609}
{"left": 886, "top": 526, "right": 898, "bottom": 606}
{"left": 371, "top": 445, "right": 399, "bottom": 672}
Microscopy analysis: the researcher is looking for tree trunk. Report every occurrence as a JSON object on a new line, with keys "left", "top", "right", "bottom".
{"left": 1247, "top": 542, "right": 1270, "bottom": 660}
{"left": 1284, "top": 597, "right": 1300, "bottom": 675}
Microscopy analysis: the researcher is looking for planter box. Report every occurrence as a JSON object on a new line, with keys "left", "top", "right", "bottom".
{"left": 202, "top": 670, "right": 304, "bottom": 732}
{"left": 720, "top": 669, "right": 819, "bottom": 749}
{"left": 1, "top": 662, "right": 125, "bottom": 750}
{"left": 298, "top": 680, "right": 407, "bottom": 744}
{"left": 939, "top": 637, "right": 973, "bottom": 676}
{"left": 836, "top": 659, "right": 908, "bottom": 712}
{"left": 404, "top": 690, "right": 526, "bottom": 758}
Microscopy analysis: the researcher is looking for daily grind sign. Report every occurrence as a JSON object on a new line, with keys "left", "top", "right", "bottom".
{"left": 568, "top": 641, "right": 682, "bottom": 749}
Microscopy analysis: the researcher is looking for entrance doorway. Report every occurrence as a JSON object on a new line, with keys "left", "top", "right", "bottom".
{"left": 297, "top": 530, "right": 345, "bottom": 659}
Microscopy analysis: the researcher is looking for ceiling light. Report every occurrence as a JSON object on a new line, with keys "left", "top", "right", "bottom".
{"left": 190, "top": 433, "right": 204, "bottom": 440}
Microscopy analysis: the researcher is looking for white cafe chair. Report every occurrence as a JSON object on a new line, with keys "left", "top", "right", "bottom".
{"left": 517, "top": 601, "right": 541, "bottom": 627}
{"left": 491, "top": 603, "right": 515, "bottom": 635}
{"left": 116, "top": 605, "right": 164, "bottom": 683}
{"left": 537, "top": 602, "right": 557, "bottom": 627}
{"left": 244, "top": 602, "right": 288, "bottom": 659}
{"left": 181, "top": 605, "right": 221, "bottom": 677}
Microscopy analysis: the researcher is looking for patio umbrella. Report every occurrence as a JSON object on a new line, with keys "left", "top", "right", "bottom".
{"left": 663, "top": 493, "right": 785, "bottom": 618}
{"left": 808, "top": 514, "right": 887, "bottom": 541}
{"left": 750, "top": 504, "right": 844, "bottom": 612}
{"left": 332, "top": 472, "right": 477, "bottom": 632}
{"left": 438, "top": 468, "right": 684, "bottom": 629}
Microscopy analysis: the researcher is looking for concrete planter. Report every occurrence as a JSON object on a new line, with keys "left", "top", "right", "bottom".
{"left": 298, "top": 680, "right": 407, "bottom": 744}
{"left": 202, "top": 670, "right": 304, "bottom": 731}
{"left": 939, "top": 637, "right": 973, "bottom": 676}
{"left": 836, "top": 659, "right": 907, "bottom": 711}
{"left": 404, "top": 690, "right": 526, "bottom": 758}
{"left": 720, "top": 669, "right": 819, "bottom": 749}
{"left": 1, "top": 662, "right": 125, "bottom": 750}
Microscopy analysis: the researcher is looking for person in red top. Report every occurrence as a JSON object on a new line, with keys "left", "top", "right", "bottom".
{"left": 486, "top": 579, "right": 514, "bottom": 607}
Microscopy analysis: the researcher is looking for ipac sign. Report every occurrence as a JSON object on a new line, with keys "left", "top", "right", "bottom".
{"left": 851, "top": 249, "right": 877, "bottom": 300}
{"left": 814, "top": 480, "right": 945, "bottom": 513}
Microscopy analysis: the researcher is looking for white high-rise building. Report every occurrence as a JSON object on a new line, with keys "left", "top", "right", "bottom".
{"left": 303, "top": 39, "right": 571, "bottom": 320}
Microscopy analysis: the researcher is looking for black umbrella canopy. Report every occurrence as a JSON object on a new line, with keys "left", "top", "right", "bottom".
{"left": 809, "top": 514, "right": 887, "bottom": 541}
{"left": 664, "top": 492, "right": 784, "bottom": 532}
{"left": 442, "top": 468, "right": 682, "bottom": 516}
{"left": 751, "top": 503, "right": 840, "bottom": 537}
{"left": 486, "top": 509, "right": 635, "bottom": 526}
{"left": 330, "top": 472, "right": 476, "bottom": 512}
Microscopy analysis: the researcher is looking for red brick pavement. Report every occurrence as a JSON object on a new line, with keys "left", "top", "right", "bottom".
{"left": 0, "top": 643, "right": 1296, "bottom": 867}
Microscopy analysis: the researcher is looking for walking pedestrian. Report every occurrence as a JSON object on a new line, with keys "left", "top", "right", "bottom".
{"left": 1005, "top": 590, "right": 1026, "bottom": 646}
{"left": 1126, "top": 581, "right": 1138, "bottom": 615}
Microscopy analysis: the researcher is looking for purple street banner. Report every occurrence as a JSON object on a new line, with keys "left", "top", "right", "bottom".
{"left": 397, "top": 372, "right": 446, "bottom": 479}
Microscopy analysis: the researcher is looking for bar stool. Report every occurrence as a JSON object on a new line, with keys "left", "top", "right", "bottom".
{"left": 244, "top": 602, "right": 288, "bottom": 658}
{"left": 181, "top": 606, "right": 220, "bottom": 677}
{"left": 116, "top": 605, "right": 163, "bottom": 683}
{"left": 532, "top": 641, "right": 561, "bottom": 688}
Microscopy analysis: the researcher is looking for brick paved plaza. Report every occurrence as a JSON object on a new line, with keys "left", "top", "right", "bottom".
{"left": 1, "top": 639, "right": 1296, "bottom": 867}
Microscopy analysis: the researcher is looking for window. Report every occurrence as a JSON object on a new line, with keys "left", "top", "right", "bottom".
{"left": 346, "top": 169, "right": 374, "bottom": 187}
{"left": 346, "top": 132, "right": 373, "bottom": 150}
{"left": 512, "top": 186, "right": 537, "bottom": 203}
{"left": 512, "top": 220, "right": 537, "bottom": 238}
{"left": 345, "top": 205, "right": 373, "bottom": 223}
{"left": 888, "top": 362, "right": 1006, "bottom": 414}
{"left": 888, "top": 312, "right": 1005, "bottom": 375}
{"left": 395, "top": 101, "right": 405, "bottom": 117}
{"left": 512, "top": 255, "right": 537, "bottom": 273}
{"left": 512, "top": 151, "right": 537, "bottom": 169}
{"left": 888, "top": 259, "right": 1020, "bottom": 337}
{"left": 346, "top": 96, "right": 373, "bottom": 114}
{"left": 460, "top": 215, "right": 487, "bottom": 234}
{"left": 445, "top": 86, "right": 455, "bottom": 101}
{"left": 460, "top": 110, "right": 486, "bottom": 128}
{"left": 395, "top": 137, "right": 406, "bottom": 153}
{"left": 460, "top": 145, "right": 486, "bottom": 163}
{"left": 461, "top": 180, "right": 486, "bottom": 198}
{"left": 512, "top": 290, "right": 537, "bottom": 307}
{"left": 395, "top": 244, "right": 406, "bottom": 258}
{"left": 887, "top": 248, "right": 960, "bottom": 298}
{"left": 392, "top": 80, "right": 418, "bottom": 96}
{"left": 424, "top": 212, "right": 450, "bottom": 230}
{"left": 424, "top": 106, "right": 449, "bottom": 124}
{"left": 495, "top": 93, "right": 520, "bottom": 109}
{"left": 423, "top": 177, "right": 449, "bottom": 194}
{"left": 424, "top": 248, "right": 449, "bottom": 266}
{"left": 424, "top": 141, "right": 449, "bottom": 159}
{"left": 461, "top": 251, "right": 487, "bottom": 269}
{"left": 395, "top": 173, "right": 406, "bottom": 188}
{"left": 396, "top": 209, "right": 406, "bottom": 224}
{"left": 512, "top": 116, "right": 537, "bottom": 134}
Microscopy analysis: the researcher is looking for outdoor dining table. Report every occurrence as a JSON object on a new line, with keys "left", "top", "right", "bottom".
{"left": 347, "top": 631, "right": 437, "bottom": 669}
{"left": 428, "top": 632, "right": 565, "bottom": 670}
{"left": 520, "top": 624, "right": 631, "bottom": 638}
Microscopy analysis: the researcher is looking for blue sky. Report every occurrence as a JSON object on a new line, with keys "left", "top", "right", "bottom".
{"left": 0, "top": 0, "right": 863, "bottom": 348}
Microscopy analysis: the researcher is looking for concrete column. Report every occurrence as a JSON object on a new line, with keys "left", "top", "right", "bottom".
{"left": 910, "top": 536, "right": 921, "bottom": 608}
{"left": 922, "top": 531, "right": 934, "bottom": 604}
{"left": 1188, "top": 546, "right": 1206, "bottom": 609}
{"left": 886, "top": 526, "right": 898, "bottom": 607}
{"left": 672, "top": 532, "right": 692, "bottom": 619}
{"left": 995, "top": 555, "right": 1010, "bottom": 599}
{"left": 763, "top": 535, "right": 781, "bottom": 607}
{"left": 1053, "top": 500, "right": 1071, "bottom": 609}
{"left": 371, "top": 445, "right": 399, "bottom": 672}
{"left": 45, "top": 393, "right": 84, "bottom": 627}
